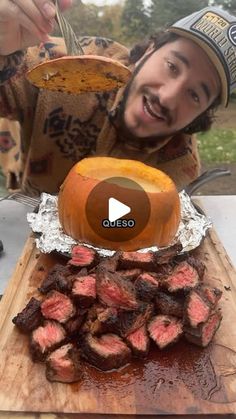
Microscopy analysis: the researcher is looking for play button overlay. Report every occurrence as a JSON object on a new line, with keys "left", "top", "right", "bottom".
{"left": 108, "top": 198, "right": 131, "bottom": 222}
{"left": 86, "top": 176, "right": 150, "bottom": 243}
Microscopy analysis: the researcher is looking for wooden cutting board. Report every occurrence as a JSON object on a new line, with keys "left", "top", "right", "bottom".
{"left": 0, "top": 229, "right": 236, "bottom": 417}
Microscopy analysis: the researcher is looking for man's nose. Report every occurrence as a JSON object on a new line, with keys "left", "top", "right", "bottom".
{"left": 159, "top": 80, "right": 185, "bottom": 110}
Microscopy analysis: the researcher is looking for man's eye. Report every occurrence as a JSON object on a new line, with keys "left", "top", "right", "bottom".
{"left": 167, "top": 61, "right": 178, "bottom": 74}
{"left": 190, "top": 90, "right": 200, "bottom": 103}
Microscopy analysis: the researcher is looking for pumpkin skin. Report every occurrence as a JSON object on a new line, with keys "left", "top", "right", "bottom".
{"left": 58, "top": 157, "right": 181, "bottom": 251}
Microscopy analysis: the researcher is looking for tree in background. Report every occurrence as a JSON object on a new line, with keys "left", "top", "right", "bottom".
{"left": 62, "top": 1, "right": 124, "bottom": 41}
{"left": 212, "top": 0, "right": 236, "bottom": 14}
{"left": 63, "top": 2, "right": 102, "bottom": 36}
{"left": 57, "top": 0, "right": 236, "bottom": 45}
{"left": 120, "top": 0, "right": 149, "bottom": 44}
{"left": 148, "top": 0, "right": 209, "bottom": 33}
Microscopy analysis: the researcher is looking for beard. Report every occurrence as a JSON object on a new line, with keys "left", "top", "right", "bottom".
{"left": 110, "top": 55, "right": 180, "bottom": 147}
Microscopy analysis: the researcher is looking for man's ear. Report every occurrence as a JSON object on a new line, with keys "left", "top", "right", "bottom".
{"left": 134, "top": 42, "right": 155, "bottom": 67}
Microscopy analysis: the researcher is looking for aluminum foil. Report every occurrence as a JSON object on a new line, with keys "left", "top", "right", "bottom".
{"left": 27, "top": 191, "right": 212, "bottom": 257}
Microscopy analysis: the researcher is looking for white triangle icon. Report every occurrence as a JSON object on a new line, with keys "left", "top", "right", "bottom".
{"left": 108, "top": 197, "right": 131, "bottom": 222}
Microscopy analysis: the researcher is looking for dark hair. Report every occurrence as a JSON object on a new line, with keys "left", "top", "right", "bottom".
{"left": 129, "top": 31, "right": 220, "bottom": 134}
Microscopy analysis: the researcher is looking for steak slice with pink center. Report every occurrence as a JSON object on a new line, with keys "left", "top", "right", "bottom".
{"left": 163, "top": 261, "right": 199, "bottom": 293}
{"left": 30, "top": 320, "right": 66, "bottom": 361}
{"left": 81, "top": 333, "right": 131, "bottom": 370}
{"left": 126, "top": 325, "right": 150, "bottom": 357}
{"left": 46, "top": 343, "right": 83, "bottom": 383}
{"left": 68, "top": 245, "right": 98, "bottom": 268}
{"left": 41, "top": 290, "right": 75, "bottom": 323}
{"left": 185, "top": 310, "right": 222, "bottom": 347}
{"left": 148, "top": 315, "right": 183, "bottom": 349}
{"left": 72, "top": 275, "right": 96, "bottom": 307}
{"left": 96, "top": 267, "right": 138, "bottom": 310}
{"left": 184, "top": 290, "right": 211, "bottom": 328}
{"left": 118, "top": 251, "right": 157, "bottom": 271}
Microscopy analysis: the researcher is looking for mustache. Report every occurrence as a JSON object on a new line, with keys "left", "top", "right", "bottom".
{"left": 142, "top": 88, "right": 172, "bottom": 126}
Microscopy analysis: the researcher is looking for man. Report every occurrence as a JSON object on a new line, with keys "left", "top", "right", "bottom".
{"left": 0, "top": 1, "right": 236, "bottom": 195}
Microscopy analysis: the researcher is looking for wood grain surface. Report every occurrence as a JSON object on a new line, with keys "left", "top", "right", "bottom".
{"left": 0, "top": 230, "right": 236, "bottom": 417}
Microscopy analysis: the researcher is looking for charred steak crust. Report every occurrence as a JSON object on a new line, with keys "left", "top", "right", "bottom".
{"left": 163, "top": 261, "right": 199, "bottom": 293}
{"left": 118, "top": 268, "right": 142, "bottom": 281}
{"left": 126, "top": 325, "right": 150, "bottom": 357}
{"left": 41, "top": 290, "right": 76, "bottom": 323}
{"left": 116, "top": 302, "right": 154, "bottom": 337}
{"left": 38, "top": 264, "right": 74, "bottom": 294}
{"left": 96, "top": 267, "right": 138, "bottom": 310}
{"left": 155, "top": 291, "right": 184, "bottom": 318}
{"left": 148, "top": 315, "right": 183, "bottom": 349}
{"left": 12, "top": 297, "right": 43, "bottom": 333}
{"left": 118, "top": 251, "right": 157, "bottom": 271}
{"left": 184, "top": 310, "right": 222, "bottom": 347}
{"left": 184, "top": 289, "right": 211, "bottom": 328}
{"left": 68, "top": 245, "right": 99, "bottom": 269}
{"left": 186, "top": 256, "right": 206, "bottom": 280}
{"left": 199, "top": 285, "right": 223, "bottom": 308}
{"left": 71, "top": 275, "right": 96, "bottom": 308}
{"left": 81, "top": 333, "right": 131, "bottom": 371}
{"left": 46, "top": 343, "right": 83, "bottom": 383}
{"left": 135, "top": 273, "right": 159, "bottom": 302}
{"left": 30, "top": 320, "right": 66, "bottom": 362}
{"left": 154, "top": 243, "right": 183, "bottom": 264}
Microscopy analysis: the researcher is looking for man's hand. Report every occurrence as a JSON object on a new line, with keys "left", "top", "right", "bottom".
{"left": 0, "top": 0, "right": 72, "bottom": 55}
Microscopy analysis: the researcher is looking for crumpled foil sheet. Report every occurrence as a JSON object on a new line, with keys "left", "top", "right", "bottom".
{"left": 27, "top": 191, "right": 212, "bottom": 257}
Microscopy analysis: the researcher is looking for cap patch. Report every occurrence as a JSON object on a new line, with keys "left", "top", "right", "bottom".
{"left": 191, "top": 11, "right": 236, "bottom": 88}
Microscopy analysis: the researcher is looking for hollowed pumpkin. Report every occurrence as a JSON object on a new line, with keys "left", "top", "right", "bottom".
{"left": 58, "top": 157, "right": 181, "bottom": 251}
{"left": 26, "top": 55, "right": 131, "bottom": 94}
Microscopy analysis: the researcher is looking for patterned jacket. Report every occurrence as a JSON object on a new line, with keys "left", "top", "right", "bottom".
{"left": 0, "top": 36, "right": 200, "bottom": 195}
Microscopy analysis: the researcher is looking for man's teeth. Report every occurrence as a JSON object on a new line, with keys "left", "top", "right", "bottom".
{"left": 144, "top": 98, "right": 164, "bottom": 120}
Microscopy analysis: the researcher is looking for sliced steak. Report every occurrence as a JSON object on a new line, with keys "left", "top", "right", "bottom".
{"left": 117, "top": 302, "right": 154, "bottom": 337}
{"left": 81, "top": 305, "right": 118, "bottom": 335}
{"left": 30, "top": 321, "right": 66, "bottom": 362}
{"left": 155, "top": 291, "right": 184, "bottom": 318}
{"left": 64, "top": 309, "right": 87, "bottom": 337}
{"left": 81, "top": 333, "right": 131, "bottom": 370}
{"left": 46, "top": 343, "right": 83, "bottom": 383}
{"left": 72, "top": 275, "right": 96, "bottom": 308}
{"left": 96, "top": 307, "right": 119, "bottom": 334}
{"left": 118, "top": 269, "right": 142, "bottom": 281}
{"left": 148, "top": 315, "right": 183, "bottom": 349}
{"left": 135, "top": 273, "right": 159, "bottom": 302}
{"left": 126, "top": 325, "right": 150, "bottom": 357}
{"left": 12, "top": 297, "right": 43, "bottom": 333}
{"left": 155, "top": 242, "right": 183, "bottom": 264}
{"left": 186, "top": 256, "right": 206, "bottom": 280}
{"left": 163, "top": 261, "right": 199, "bottom": 293}
{"left": 41, "top": 291, "right": 75, "bottom": 323}
{"left": 39, "top": 264, "right": 74, "bottom": 294}
{"left": 118, "top": 251, "right": 156, "bottom": 271}
{"left": 68, "top": 245, "right": 98, "bottom": 268}
{"left": 98, "top": 252, "right": 120, "bottom": 272}
{"left": 185, "top": 310, "right": 222, "bottom": 347}
{"left": 200, "top": 285, "right": 222, "bottom": 308}
{"left": 96, "top": 267, "right": 138, "bottom": 310}
{"left": 184, "top": 290, "right": 211, "bottom": 328}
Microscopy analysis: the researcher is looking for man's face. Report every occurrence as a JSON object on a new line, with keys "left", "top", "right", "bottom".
{"left": 123, "top": 37, "right": 221, "bottom": 139}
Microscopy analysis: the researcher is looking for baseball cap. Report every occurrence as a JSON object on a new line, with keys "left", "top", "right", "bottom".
{"left": 168, "top": 7, "right": 236, "bottom": 107}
